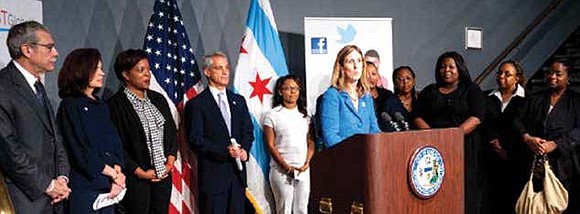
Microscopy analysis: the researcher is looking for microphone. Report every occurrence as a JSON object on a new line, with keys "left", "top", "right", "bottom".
{"left": 380, "top": 112, "right": 401, "bottom": 132}
{"left": 230, "top": 138, "right": 243, "bottom": 171}
{"left": 394, "top": 112, "right": 410, "bottom": 131}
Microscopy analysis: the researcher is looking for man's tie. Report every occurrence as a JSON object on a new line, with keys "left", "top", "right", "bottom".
{"left": 218, "top": 92, "right": 231, "bottom": 135}
{"left": 34, "top": 80, "right": 52, "bottom": 119}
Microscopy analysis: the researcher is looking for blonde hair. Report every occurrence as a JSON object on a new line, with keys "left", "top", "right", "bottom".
{"left": 330, "top": 45, "right": 370, "bottom": 96}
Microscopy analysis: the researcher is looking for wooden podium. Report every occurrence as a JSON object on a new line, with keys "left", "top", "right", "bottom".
{"left": 310, "top": 128, "right": 464, "bottom": 213}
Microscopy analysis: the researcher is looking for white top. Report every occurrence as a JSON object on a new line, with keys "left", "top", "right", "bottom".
{"left": 208, "top": 86, "right": 230, "bottom": 119}
{"left": 263, "top": 105, "right": 310, "bottom": 167}
{"left": 489, "top": 84, "right": 525, "bottom": 112}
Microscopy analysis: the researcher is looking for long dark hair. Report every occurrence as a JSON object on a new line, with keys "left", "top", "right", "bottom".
{"left": 434, "top": 51, "right": 472, "bottom": 87}
{"left": 272, "top": 74, "right": 308, "bottom": 118}
{"left": 58, "top": 48, "right": 102, "bottom": 98}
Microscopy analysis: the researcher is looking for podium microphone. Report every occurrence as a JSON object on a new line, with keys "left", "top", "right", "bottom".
{"left": 380, "top": 112, "right": 401, "bottom": 132}
{"left": 230, "top": 138, "right": 243, "bottom": 171}
{"left": 394, "top": 112, "right": 410, "bottom": 131}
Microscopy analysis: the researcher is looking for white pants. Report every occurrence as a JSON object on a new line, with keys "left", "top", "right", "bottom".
{"left": 269, "top": 164, "right": 310, "bottom": 214}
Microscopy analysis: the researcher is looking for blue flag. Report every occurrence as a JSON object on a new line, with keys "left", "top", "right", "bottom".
{"left": 233, "top": 0, "right": 289, "bottom": 212}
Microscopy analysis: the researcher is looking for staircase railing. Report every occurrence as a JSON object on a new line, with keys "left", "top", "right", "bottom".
{"left": 474, "top": 0, "right": 564, "bottom": 85}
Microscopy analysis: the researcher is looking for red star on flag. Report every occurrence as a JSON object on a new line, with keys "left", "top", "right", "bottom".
{"left": 239, "top": 35, "right": 248, "bottom": 54}
{"left": 248, "top": 72, "right": 272, "bottom": 103}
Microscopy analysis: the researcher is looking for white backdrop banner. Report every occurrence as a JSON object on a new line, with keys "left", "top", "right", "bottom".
{"left": 304, "top": 17, "right": 393, "bottom": 114}
{"left": 0, "top": 0, "right": 43, "bottom": 67}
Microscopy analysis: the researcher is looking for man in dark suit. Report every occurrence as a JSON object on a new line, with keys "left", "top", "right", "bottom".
{"left": 185, "top": 52, "right": 254, "bottom": 214}
{"left": 0, "top": 21, "right": 71, "bottom": 213}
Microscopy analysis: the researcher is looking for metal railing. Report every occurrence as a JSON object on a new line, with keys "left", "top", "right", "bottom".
{"left": 474, "top": 0, "right": 564, "bottom": 85}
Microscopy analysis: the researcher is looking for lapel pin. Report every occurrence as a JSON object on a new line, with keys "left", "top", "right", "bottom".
{"left": 83, "top": 107, "right": 88, "bottom": 111}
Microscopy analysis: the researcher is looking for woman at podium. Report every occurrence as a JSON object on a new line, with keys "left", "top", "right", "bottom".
{"left": 319, "top": 45, "right": 380, "bottom": 148}
{"left": 413, "top": 51, "right": 486, "bottom": 214}
{"left": 263, "top": 75, "right": 314, "bottom": 214}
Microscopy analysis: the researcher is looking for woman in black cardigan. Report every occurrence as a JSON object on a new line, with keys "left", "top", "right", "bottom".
{"left": 481, "top": 60, "right": 528, "bottom": 213}
{"left": 513, "top": 59, "right": 580, "bottom": 213}
{"left": 107, "top": 49, "right": 177, "bottom": 214}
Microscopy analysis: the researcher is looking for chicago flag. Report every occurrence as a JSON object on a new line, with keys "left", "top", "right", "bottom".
{"left": 233, "top": 0, "right": 289, "bottom": 213}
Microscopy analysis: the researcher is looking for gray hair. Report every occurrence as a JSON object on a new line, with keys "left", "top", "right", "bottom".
{"left": 7, "top": 21, "right": 49, "bottom": 59}
{"left": 203, "top": 51, "right": 228, "bottom": 69}
{"left": 364, "top": 49, "right": 380, "bottom": 60}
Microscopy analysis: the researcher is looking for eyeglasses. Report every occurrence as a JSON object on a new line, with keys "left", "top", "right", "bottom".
{"left": 394, "top": 77, "right": 413, "bottom": 82}
{"left": 281, "top": 86, "right": 300, "bottom": 92}
{"left": 496, "top": 71, "right": 516, "bottom": 77}
{"left": 30, "top": 42, "right": 56, "bottom": 51}
{"left": 545, "top": 70, "right": 566, "bottom": 77}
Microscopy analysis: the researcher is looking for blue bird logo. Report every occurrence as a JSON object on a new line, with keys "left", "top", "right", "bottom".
{"left": 336, "top": 24, "right": 356, "bottom": 44}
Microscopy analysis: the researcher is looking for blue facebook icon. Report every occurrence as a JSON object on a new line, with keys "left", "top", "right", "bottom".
{"left": 311, "top": 37, "right": 327, "bottom": 54}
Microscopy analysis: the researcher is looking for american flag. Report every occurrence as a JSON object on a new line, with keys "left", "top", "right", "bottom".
{"left": 143, "top": 0, "right": 203, "bottom": 213}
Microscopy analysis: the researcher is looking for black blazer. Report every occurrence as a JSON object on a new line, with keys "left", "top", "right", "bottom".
{"left": 513, "top": 89, "right": 580, "bottom": 187}
{"left": 107, "top": 88, "right": 177, "bottom": 174}
{"left": 0, "top": 62, "right": 69, "bottom": 213}
{"left": 184, "top": 88, "right": 254, "bottom": 194}
{"left": 483, "top": 89, "right": 527, "bottom": 153}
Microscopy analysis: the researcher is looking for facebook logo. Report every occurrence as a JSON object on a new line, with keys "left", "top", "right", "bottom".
{"left": 311, "top": 37, "right": 327, "bottom": 54}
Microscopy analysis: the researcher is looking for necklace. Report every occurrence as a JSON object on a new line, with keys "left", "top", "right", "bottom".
{"left": 350, "top": 95, "right": 359, "bottom": 102}
{"left": 398, "top": 93, "right": 412, "bottom": 110}
{"left": 350, "top": 95, "right": 359, "bottom": 109}
{"left": 400, "top": 97, "right": 412, "bottom": 111}
{"left": 348, "top": 90, "right": 359, "bottom": 101}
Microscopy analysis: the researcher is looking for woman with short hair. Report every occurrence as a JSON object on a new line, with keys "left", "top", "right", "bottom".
{"left": 56, "top": 48, "right": 125, "bottom": 213}
{"left": 107, "top": 49, "right": 177, "bottom": 214}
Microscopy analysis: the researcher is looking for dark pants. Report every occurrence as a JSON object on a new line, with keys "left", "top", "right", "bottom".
{"left": 200, "top": 179, "right": 245, "bottom": 214}
{"left": 121, "top": 174, "right": 172, "bottom": 214}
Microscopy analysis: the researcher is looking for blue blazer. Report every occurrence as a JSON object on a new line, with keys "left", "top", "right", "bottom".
{"left": 320, "top": 87, "right": 380, "bottom": 148}
{"left": 184, "top": 88, "right": 254, "bottom": 194}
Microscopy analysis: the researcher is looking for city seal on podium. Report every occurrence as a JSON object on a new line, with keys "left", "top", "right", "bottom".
{"left": 408, "top": 146, "right": 445, "bottom": 199}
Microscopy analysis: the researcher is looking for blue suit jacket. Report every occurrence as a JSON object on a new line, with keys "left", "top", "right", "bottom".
{"left": 57, "top": 96, "right": 124, "bottom": 213}
{"left": 320, "top": 87, "right": 380, "bottom": 148}
{"left": 185, "top": 88, "right": 254, "bottom": 194}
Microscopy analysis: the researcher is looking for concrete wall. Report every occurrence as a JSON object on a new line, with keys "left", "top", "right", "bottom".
{"left": 39, "top": 0, "right": 580, "bottom": 108}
